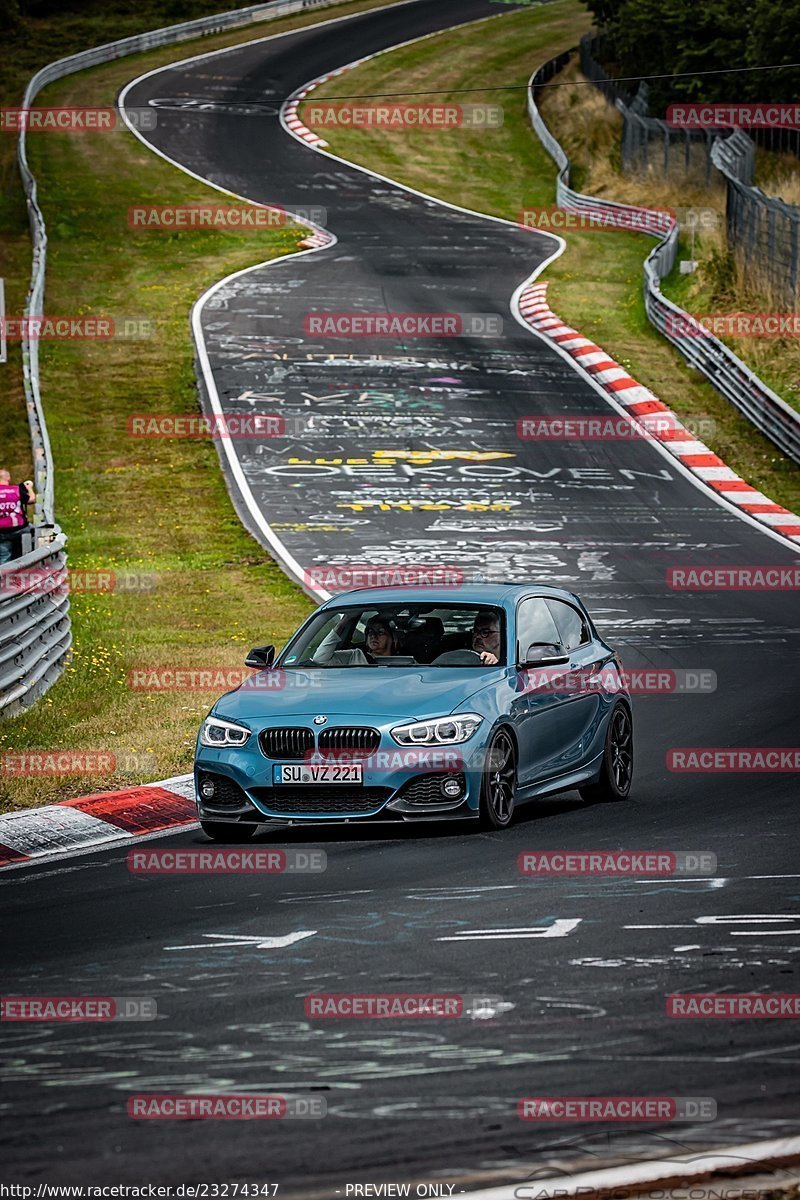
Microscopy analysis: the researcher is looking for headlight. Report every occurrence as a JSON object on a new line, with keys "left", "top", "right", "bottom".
{"left": 390, "top": 712, "right": 483, "bottom": 746}
{"left": 200, "top": 715, "right": 251, "bottom": 747}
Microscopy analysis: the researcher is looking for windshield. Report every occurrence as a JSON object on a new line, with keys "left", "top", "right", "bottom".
{"left": 280, "top": 604, "right": 506, "bottom": 669}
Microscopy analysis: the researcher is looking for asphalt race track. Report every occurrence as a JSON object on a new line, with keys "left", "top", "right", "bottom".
{"left": 2, "top": 0, "right": 800, "bottom": 1191}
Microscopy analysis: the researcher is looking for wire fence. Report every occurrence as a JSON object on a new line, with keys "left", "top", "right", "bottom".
{"left": 712, "top": 136, "right": 800, "bottom": 306}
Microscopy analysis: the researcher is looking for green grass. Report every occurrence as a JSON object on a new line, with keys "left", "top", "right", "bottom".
{"left": 0, "top": 0, "right": 406, "bottom": 811}
{"left": 300, "top": 0, "right": 800, "bottom": 513}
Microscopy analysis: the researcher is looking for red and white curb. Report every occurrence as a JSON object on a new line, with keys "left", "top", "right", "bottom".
{"left": 0, "top": 774, "right": 196, "bottom": 870}
{"left": 283, "top": 87, "right": 329, "bottom": 147}
{"left": 277, "top": 68, "right": 336, "bottom": 249}
{"left": 518, "top": 281, "right": 800, "bottom": 545}
{"left": 298, "top": 227, "right": 336, "bottom": 250}
{"left": 283, "top": 58, "right": 367, "bottom": 150}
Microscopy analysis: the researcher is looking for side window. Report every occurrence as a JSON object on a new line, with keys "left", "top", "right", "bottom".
{"left": 516, "top": 598, "right": 561, "bottom": 660}
{"left": 546, "top": 600, "right": 590, "bottom": 651}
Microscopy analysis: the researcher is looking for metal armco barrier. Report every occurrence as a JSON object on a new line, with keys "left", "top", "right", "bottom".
{"left": 0, "top": 538, "right": 71, "bottom": 718}
{"left": 5, "top": 0, "right": 359, "bottom": 717}
{"left": 527, "top": 51, "right": 800, "bottom": 467}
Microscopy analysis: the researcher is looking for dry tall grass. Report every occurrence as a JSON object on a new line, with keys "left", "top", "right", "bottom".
{"left": 755, "top": 148, "right": 800, "bottom": 208}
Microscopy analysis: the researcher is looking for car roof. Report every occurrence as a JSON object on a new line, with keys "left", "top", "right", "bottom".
{"left": 318, "top": 583, "right": 583, "bottom": 608}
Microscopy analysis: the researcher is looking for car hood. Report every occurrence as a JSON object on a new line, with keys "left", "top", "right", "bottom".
{"left": 213, "top": 667, "right": 504, "bottom": 722}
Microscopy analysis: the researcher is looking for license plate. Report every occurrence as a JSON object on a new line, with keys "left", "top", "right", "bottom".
{"left": 275, "top": 763, "right": 363, "bottom": 784}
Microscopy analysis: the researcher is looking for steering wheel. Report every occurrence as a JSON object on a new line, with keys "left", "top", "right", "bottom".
{"left": 430, "top": 649, "right": 483, "bottom": 666}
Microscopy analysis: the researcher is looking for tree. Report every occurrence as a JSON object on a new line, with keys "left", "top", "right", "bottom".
{"left": 582, "top": 0, "right": 784, "bottom": 114}
{"left": 746, "top": 0, "right": 800, "bottom": 101}
{"left": 0, "top": 0, "right": 20, "bottom": 33}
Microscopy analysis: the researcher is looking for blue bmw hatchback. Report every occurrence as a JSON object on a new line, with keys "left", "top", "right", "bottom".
{"left": 194, "top": 584, "right": 633, "bottom": 839}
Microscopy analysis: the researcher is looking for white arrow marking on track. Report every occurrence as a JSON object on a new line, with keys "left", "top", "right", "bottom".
{"left": 165, "top": 931, "right": 316, "bottom": 951}
{"left": 438, "top": 919, "right": 582, "bottom": 941}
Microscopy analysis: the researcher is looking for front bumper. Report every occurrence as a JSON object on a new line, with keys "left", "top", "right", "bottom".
{"left": 194, "top": 733, "right": 485, "bottom": 824}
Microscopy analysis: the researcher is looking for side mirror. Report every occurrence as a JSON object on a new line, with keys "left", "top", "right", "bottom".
{"left": 521, "top": 641, "right": 569, "bottom": 667}
{"left": 245, "top": 644, "right": 275, "bottom": 669}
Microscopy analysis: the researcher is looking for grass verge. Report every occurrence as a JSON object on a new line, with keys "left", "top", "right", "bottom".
{"left": 0, "top": 0, "right": 406, "bottom": 812}
{"left": 299, "top": 0, "right": 799, "bottom": 512}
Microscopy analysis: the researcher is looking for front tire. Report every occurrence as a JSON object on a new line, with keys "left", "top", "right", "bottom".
{"left": 200, "top": 821, "right": 257, "bottom": 843}
{"left": 579, "top": 702, "right": 633, "bottom": 802}
{"left": 479, "top": 728, "right": 517, "bottom": 830}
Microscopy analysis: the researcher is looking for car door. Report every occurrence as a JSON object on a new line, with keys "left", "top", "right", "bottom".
{"left": 544, "top": 598, "right": 607, "bottom": 770}
{"left": 512, "top": 596, "right": 574, "bottom": 786}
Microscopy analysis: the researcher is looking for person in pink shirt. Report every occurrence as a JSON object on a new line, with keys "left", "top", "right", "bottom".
{"left": 0, "top": 468, "right": 36, "bottom": 565}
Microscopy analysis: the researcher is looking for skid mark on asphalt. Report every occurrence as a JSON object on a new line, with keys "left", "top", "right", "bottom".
{"left": 278, "top": 888, "right": 373, "bottom": 903}
{"left": 405, "top": 885, "right": 519, "bottom": 901}
{"left": 0, "top": 1024, "right": 636, "bottom": 1089}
